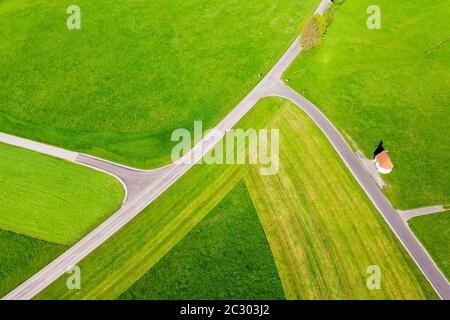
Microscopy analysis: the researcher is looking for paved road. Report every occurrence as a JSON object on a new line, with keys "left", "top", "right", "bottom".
{"left": 267, "top": 81, "right": 450, "bottom": 300}
{"left": 0, "top": 133, "right": 78, "bottom": 162}
{"left": 399, "top": 206, "right": 447, "bottom": 221}
{"left": 315, "top": 0, "right": 331, "bottom": 15}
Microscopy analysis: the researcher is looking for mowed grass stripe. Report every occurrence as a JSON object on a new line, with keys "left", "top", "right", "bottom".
{"left": 89, "top": 168, "right": 243, "bottom": 299}
{"left": 244, "top": 99, "right": 436, "bottom": 299}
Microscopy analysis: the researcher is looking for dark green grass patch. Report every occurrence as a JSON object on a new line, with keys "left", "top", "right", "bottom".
{"left": 120, "top": 181, "right": 285, "bottom": 300}
{"left": 409, "top": 212, "right": 450, "bottom": 281}
{"left": 0, "top": 230, "right": 66, "bottom": 297}
{"left": 285, "top": 0, "right": 450, "bottom": 209}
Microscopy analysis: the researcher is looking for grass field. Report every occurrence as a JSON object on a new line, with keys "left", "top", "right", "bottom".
{"left": 0, "top": 142, "right": 124, "bottom": 245}
{"left": 0, "top": 0, "right": 319, "bottom": 168}
{"left": 0, "top": 230, "right": 66, "bottom": 297}
{"left": 285, "top": 0, "right": 450, "bottom": 209}
{"left": 409, "top": 212, "right": 450, "bottom": 281}
{"left": 120, "top": 181, "right": 285, "bottom": 300}
{"left": 37, "top": 98, "right": 435, "bottom": 300}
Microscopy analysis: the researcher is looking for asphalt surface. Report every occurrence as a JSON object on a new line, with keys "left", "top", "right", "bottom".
{"left": 3, "top": 0, "right": 449, "bottom": 300}
{"left": 399, "top": 206, "right": 447, "bottom": 221}
{"left": 0, "top": 133, "right": 78, "bottom": 162}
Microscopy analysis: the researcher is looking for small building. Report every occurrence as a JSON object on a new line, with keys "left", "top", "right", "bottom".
{"left": 373, "top": 141, "right": 394, "bottom": 174}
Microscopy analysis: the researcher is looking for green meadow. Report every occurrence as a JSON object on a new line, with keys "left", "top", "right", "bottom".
{"left": 409, "top": 212, "right": 450, "bottom": 281}
{"left": 285, "top": 0, "right": 450, "bottom": 209}
{"left": 37, "top": 98, "right": 436, "bottom": 300}
{"left": 0, "top": 0, "right": 319, "bottom": 168}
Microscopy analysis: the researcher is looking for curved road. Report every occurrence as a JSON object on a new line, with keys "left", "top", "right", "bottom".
{"left": 3, "top": 0, "right": 449, "bottom": 300}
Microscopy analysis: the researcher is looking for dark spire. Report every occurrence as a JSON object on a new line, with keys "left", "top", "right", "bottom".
{"left": 373, "top": 140, "right": 385, "bottom": 158}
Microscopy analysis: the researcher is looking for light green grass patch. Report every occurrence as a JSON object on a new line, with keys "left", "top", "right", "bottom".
{"left": 0, "top": 0, "right": 319, "bottom": 168}
{"left": 120, "top": 181, "right": 285, "bottom": 300}
{"left": 285, "top": 0, "right": 450, "bottom": 209}
{"left": 409, "top": 212, "right": 450, "bottom": 281}
{"left": 0, "top": 142, "right": 124, "bottom": 245}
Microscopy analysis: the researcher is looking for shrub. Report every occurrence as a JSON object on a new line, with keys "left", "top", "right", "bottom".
{"left": 299, "top": 3, "right": 338, "bottom": 52}
{"left": 299, "top": 15, "right": 323, "bottom": 51}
